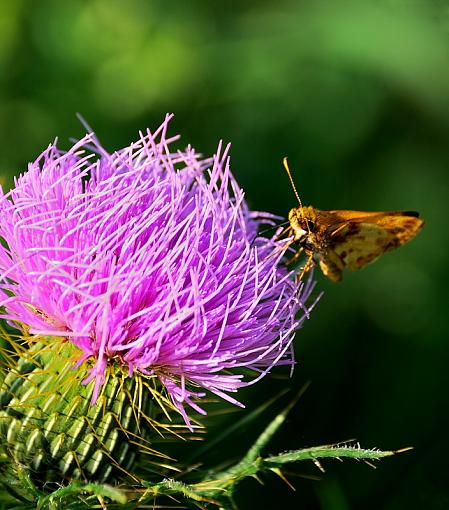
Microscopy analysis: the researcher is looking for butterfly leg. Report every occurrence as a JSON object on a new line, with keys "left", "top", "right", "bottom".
{"left": 259, "top": 238, "right": 295, "bottom": 267}
{"left": 296, "top": 252, "right": 314, "bottom": 283}
{"left": 286, "top": 246, "right": 303, "bottom": 265}
{"left": 275, "top": 225, "right": 292, "bottom": 241}
{"left": 329, "top": 223, "right": 348, "bottom": 238}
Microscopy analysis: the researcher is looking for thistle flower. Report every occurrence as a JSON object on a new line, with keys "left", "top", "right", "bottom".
{"left": 0, "top": 116, "right": 316, "bottom": 492}
{"left": 0, "top": 115, "right": 314, "bottom": 419}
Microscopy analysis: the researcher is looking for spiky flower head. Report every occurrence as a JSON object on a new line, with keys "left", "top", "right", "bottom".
{"left": 0, "top": 115, "right": 314, "bottom": 425}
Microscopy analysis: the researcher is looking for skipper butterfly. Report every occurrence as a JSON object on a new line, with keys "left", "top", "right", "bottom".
{"left": 283, "top": 158, "right": 424, "bottom": 282}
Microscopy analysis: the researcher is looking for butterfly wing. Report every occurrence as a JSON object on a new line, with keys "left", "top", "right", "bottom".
{"left": 316, "top": 210, "right": 423, "bottom": 277}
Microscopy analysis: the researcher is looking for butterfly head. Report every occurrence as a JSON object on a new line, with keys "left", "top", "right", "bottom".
{"left": 288, "top": 206, "right": 317, "bottom": 245}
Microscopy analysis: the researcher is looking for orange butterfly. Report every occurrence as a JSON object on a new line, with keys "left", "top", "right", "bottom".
{"left": 283, "top": 158, "right": 424, "bottom": 282}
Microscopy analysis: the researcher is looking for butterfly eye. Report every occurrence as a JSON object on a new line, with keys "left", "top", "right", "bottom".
{"left": 307, "top": 220, "right": 315, "bottom": 232}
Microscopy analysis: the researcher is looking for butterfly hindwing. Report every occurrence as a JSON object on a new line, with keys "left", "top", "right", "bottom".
{"left": 327, "top": 212, "right": 423, "bottom": 272}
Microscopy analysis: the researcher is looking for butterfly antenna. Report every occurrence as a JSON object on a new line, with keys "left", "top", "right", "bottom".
{"left": 283, "top": 157, "right": 303, "bottom": 208}
{"left": 283, "top": 157, "right": 310, "bottom": 234}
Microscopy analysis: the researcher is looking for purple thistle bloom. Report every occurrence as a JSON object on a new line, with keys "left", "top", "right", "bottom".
{"left": 0, "top": 115, "right": 316, "bottom": 422}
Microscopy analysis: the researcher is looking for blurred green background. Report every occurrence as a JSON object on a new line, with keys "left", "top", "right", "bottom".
{"left": 1, "top": 1, "right": 448, "bottom": 508}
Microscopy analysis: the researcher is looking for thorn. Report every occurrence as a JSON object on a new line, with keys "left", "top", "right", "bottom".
{"left": 290, "top": 471, "right": 322, "bottom": 482}
{"left": 313, "top": 459, "right": 325, "bottom": 473}
{"left": 251, "top": 474, "right": 264, "bottom": 485}
{"left": 270, "top": 467, "right": 296, "bottom": 491}
{"left": 97, "top": 495, "right": 107, "bottom": 510}
{"left": 394, "top": 446, "right": 414, "bottom": 454}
